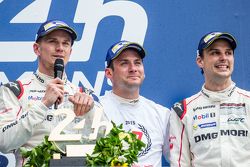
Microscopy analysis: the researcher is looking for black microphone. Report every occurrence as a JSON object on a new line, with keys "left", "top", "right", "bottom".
{"left": 54, "top": 58, "right": 64, "bottom": 109}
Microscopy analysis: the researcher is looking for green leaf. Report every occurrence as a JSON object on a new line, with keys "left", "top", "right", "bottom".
{"left": 20, "top": 135, "right": 62, "bottom": 167}
{"left": 86, "top": 122, "right": 145, "bottom": 166}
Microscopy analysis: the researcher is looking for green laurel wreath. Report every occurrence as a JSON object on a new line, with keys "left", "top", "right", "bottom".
{"left": 86, "top": 121, "right": 146, "bottom": 167}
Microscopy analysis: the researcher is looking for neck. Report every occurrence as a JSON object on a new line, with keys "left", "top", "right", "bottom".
{"left": 204, "top": 78, "right": 232, "bottom": 91}
{"left": 112, "top": 88, "right": 140, "bottom": 99}
{"left": 38, "top": 66, "right": 54, "bottom": 77}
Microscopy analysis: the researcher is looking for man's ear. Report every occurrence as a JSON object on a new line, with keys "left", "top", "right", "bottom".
{"left": 105, "top": 68, "right": 113, "bottom": 79}
{"left": 33, "top": 43, "right": 41, "bottom": 56}
{"left": 196, "top": 55, "right": 203, "bottom": 69}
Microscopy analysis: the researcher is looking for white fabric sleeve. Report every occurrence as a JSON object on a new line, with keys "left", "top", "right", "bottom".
{"left": 169, "top": 108, "right": 191, "bottom": 167}
{"left": 160, "top": 106, "right": 170, "bottom": 162}
{"left": 0, "top": 87, "right": 48, "bottom": 153}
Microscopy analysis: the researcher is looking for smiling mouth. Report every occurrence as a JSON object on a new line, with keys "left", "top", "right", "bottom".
{"left": 128, "top": 76, "right": 139, "bottom": 78}
{"left": 128, "top": 77, "right": 141, "bottom": 81}
{"left": 215, "top": 64, "right": 229, "bottom": 71}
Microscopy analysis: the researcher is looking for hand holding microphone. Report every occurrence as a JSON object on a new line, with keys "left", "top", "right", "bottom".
{"left": 41, "top": 59, "right": 64, "bottom": 109}
{"left": 54, "top": 58, "right": 64, "bottom": 109}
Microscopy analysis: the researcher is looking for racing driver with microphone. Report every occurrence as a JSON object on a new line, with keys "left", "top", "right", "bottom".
{"left": 0, "top": 20, "right": 94, "bottom": 166}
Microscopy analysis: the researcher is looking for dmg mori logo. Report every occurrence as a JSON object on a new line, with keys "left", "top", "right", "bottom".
{"left": 0, "top": 0, "right": 148, "bottom": 62}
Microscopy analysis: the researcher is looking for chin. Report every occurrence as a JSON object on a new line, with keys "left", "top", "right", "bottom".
{"left": 216, "top": 73, "right": 232, "bottom": 79}
{"left": 127, "top": 82, "right": 141, "bottom": 87}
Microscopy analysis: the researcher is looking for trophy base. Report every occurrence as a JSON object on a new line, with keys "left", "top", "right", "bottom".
{"left": 49, "top": 156, "right": 87, "bottom": 167}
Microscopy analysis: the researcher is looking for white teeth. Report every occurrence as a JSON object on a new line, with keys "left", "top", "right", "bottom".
{"left": 216, "top": 65, "right": 228, "bottom": 70}
{"left": 217, "top": 65, "right": 227, "bottom": 68}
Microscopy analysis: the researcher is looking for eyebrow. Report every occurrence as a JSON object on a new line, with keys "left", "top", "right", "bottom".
{"left": 207, "top": 48, "right": 233, "bottom": 52}
{"left": 118, "top": 58, "right": 142, "bottom": 63}
{"left": 44, "top": 36, "right": 71, "bottom": 42}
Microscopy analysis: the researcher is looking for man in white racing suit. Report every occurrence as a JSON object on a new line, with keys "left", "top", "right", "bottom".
{"left": 101, "top": 40, "right": 170, "bottom": 167}
{"left": 0, "top": 20, "right": 94, "bottom": 166}
{"left": 169, "top": 32, "right": 250, "bottom": 167}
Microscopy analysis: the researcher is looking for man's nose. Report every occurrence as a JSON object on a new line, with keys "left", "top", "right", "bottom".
{"left": 129, "top": 63, "right": 138, "bottom": 72}
{"left": 56, "top": 43, "right": 64, "bottom": 52}
{"left": 219, "top": 53, "right": 227, "bottom": 60}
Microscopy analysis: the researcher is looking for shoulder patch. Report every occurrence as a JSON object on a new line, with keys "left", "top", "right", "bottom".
{"left": 4, "top": 81, "right": 23, "bottom": 99}
{"left": 172, "top": 100, "right": 186, "bottom": 119}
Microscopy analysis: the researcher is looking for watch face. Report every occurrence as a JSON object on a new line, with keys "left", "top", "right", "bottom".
{"left": 49, "top": 101, "right": 112, "bottom": 155}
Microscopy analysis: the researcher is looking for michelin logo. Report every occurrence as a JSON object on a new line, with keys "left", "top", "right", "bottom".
{"left": 198, "top": 122, "right": 216, "bottom": 129}
{"left": 0, "top": 0, "right": 148, "bottom": 62}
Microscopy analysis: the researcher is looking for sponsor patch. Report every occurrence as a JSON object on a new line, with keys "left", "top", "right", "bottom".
{"left": 4, "top": 81, "right": 23, "bottom": 98}
{"left": 194, "top": 129, "right": 248, "bottom": 143}
{"left": 193, "top": 112, "right": 215, "bottom": 120}
{"left": 193, "top": 105, "right": 216, "bottom": 112}
{"left": 198, "top": 122, "right": 216, "bottom": 129}
{"left": 227, "top": 117, "right": 245, "bottom": 124}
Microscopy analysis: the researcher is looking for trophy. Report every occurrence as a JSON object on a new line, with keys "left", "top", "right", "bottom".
{"left": 49, "top": 95, "right": 112, "bottom": 166}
